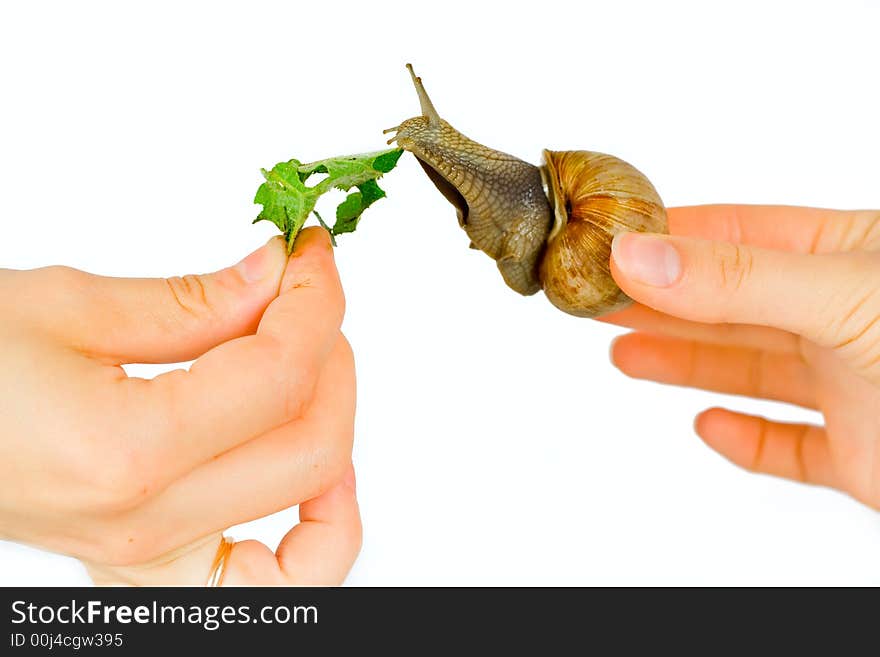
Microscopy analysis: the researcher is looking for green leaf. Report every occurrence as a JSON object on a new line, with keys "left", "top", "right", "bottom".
{"left": 332, "top": 179, "right": 388, "bottom": 236}
{"left": 336, "top": 191, "right": 364, "bottom": 221}
{"left": 358, "top": 178, "right": 386, "bottom": 206}
{"left": 373, "top": 148, "right": 404, "bottom": 173}
{"left": 253, "top": 148, "right": 403, "bottom": 251}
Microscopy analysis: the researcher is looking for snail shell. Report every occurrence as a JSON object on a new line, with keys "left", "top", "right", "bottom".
{"left": 385, "top": 65, "right": 667, "bottom": 318}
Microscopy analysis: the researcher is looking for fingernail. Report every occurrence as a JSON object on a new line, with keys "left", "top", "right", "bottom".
{"left": 611, "top": 232, "right": 681, "bottom": 287}
{"left": 343, "top": 465, "right": 356, "bottom": 492}
{"left": 235, "top": 239, "right": 275, "bottom": 283}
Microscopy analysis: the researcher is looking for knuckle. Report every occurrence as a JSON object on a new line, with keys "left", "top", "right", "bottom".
{"left": 7, "top": 267, "right": 96, "bottom": 339}
{"left": 332, "top": 335, "right": 357, "bottom": 388}
{"left": 163, "top": 273, "right": 213, "bottom": 321}
{"left": 257, "top": 336, "right": 327, "bottom": 422}
{"left": 337, "top": 333, "right": 355, "bottom": 365}
{"left": 281, "top": 370, "right": 315, "bottom": 420}
{"left": 793, "top": 425, "right": 810, "bottom": 483}
{"left": 38, "top": 266, "right": 93, "bottom": 313}
{"left": 152, "top": 368, "right": 190, "bottom": 437}
{"left": 837, "top": 211, "right": 880, "bottom": 252}
{"left": 714, "top": 242, "right": 754, "bottom": 294}
{"left": 824, "top": 266, "right": 880, "bottom": 352}
{"left": 855, "top": 211, "right": 880, "bottom": 251}
{"left": 85, "top": 443, "right": 156, "bottom": 513}
{"left": 310, "top": 443, "right": 352, "bottom": 493}
{"left": 808, "top": 217, "right": 829, "bottom": 254}
{"left": 41, "top": 265, "right": 88, "bottom": 289}
{"left": 748, "top": 417, "right": 769, "bottom": 473}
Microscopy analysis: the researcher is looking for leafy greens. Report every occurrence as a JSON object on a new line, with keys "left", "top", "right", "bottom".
{"left": 253, "top": 148, "right": 403, "bottom": 250}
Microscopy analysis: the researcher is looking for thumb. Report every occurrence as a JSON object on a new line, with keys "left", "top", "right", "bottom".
{"left": 52, "top": 236, "right": 289, "bottom": 363}
{"left": 609, "top": 232, "right": 880, "bottom": 350}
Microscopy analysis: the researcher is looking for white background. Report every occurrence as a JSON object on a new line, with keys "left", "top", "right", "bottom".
{"left": 1, "top": 1, "right": 879, "bottom": 585}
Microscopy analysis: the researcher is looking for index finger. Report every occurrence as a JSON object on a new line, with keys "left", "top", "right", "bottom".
{"left": 668, "top": 205, "right": 880, "bottom": 254}
{"left": 126, "top": 227, "right": 345, "bottom": 486}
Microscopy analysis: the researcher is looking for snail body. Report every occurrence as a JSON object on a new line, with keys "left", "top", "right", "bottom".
{"left": 386, "top": 65, "right": 667, "bottom": 318}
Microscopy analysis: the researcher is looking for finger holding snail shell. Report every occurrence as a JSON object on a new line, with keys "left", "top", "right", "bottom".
{"left": 385, "top": 64, "right": 668, "bottom": 318}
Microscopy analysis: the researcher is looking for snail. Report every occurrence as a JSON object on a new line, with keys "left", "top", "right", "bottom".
{"left": 384, "top": 65, "right": 668, "bottom": 318}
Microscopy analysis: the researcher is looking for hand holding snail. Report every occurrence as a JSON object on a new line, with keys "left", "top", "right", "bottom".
{"left": 605, "top": 205, "right": 880, "bottom": 510}
{"left": 385, "top": 64, "right": 668, "bottom": 317}
{"left": 387, "top": 67, "right": 880, "bottom": 511}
